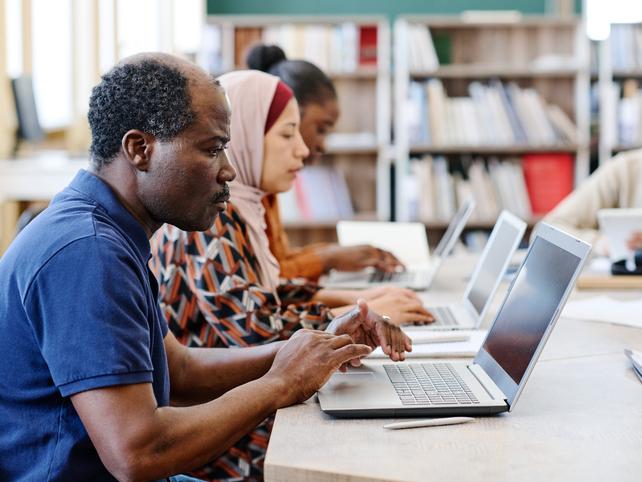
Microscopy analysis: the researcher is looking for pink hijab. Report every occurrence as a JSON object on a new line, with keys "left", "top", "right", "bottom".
{"left": 217, "top": 70, "right": 287, "bottom": 293}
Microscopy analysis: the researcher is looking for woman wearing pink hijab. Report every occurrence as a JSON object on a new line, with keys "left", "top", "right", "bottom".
{"left": 151, "top": 70, "right": 430, "bottom": 480}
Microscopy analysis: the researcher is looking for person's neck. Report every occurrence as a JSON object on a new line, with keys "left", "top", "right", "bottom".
{"left": 89, "top": 160, "right": 160, "bottom": 238}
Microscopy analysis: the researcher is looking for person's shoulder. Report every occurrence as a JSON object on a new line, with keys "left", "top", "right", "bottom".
{"left": 608, "top": 148, "right": 642, "bottom": 172}
{"left": 3, "top": 199, "right": 98, "bottom": 270}
{"left": 2, "top": 198, "right": 138, "bottom": 288}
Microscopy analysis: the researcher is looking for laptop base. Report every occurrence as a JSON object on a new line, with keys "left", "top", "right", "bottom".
{"left": 319, "top": 403, "right": 508, "bottom": 418}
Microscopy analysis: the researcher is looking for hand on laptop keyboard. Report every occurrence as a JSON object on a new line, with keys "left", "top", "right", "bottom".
{"left": 365, "top": 290, "right": 434, "bottom": 326}
{"left": 317, "top": 244, "right": 405, "bottom": 273}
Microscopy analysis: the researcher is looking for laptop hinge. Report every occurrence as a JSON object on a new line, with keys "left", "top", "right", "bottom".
{"left": 468, "top": 363, "right": 509, "bottom": 406}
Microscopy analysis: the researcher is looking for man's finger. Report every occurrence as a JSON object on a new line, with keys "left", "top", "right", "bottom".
{"left": 328, "top": 333, "right": 355, "bottom": 348}
{"left": 404, "top": 333, "right": 413, "bottom": 352}
{"left": 333, "top": 344, "right": 373, "bottom": 365}
{"left": 356, "top": 299, "right": 369, "bottom": 321}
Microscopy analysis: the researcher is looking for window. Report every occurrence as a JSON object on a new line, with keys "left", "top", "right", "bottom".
{"left": 5, "top": 0, "right": 22, "bottom": 77}
{"left": 586, "top": 0, "right": 642, "bottom": 40}
{"left": 31, "top": 0, "right": 73, "bottom": 129}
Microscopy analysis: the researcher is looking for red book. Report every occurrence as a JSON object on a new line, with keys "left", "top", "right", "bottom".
{"left": 522, "top": 153, "right": 574, "bottom": 215}
{"left": 359, "top": 26, "right": 378, "bottom": 66}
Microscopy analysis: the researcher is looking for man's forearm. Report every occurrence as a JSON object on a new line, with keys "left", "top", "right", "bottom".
{"left": 170, "top": 341, "right": 286, "bottom": 406}
{"left": 148, "top": 376, "right": 289, "bottom": 480}
{"left": 74, "top": 375, "right": 292, "bottom": 482}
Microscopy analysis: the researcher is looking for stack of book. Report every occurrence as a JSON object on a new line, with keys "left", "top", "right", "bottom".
{"left": 407, "top": 79, "right": 577, "bottom": 147}
{"left": 278, "top": 166, "right": 354, "bottom": 222}
{"left": 257, "top": 23, "right": 378, "bottom": 73}
{"left": 407, "top": 24, "right": 439, "bottom": 72}
{"left": 201, "top": 23, "right": 379, "bottom": 75}
{"left": 406, "top": 153, "right": 574, "bottom": 223}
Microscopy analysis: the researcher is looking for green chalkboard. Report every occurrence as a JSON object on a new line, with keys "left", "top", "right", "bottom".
{"left": 206, "top": 0, "right": 578, "bottom": 18}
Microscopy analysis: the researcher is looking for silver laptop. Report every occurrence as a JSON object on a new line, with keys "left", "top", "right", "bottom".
{"left": 322, "top": 198, "right": 476, "bottom": 290}
{"left": 424, "top": 210, "right": 526, "bottom": 330}
{"left": 318, "top": 223, "right": 591, "bottom": 417}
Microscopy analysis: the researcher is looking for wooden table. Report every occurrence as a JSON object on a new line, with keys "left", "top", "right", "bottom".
{"left": 265, "top": 254, "right": 642, "bottom": 482}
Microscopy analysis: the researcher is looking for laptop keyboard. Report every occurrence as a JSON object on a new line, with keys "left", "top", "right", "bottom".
{"left": 369, "top": 270, "right": 415, "bottom": 283}
{"left": 430, "top": 306, "right": 458, "bottom": 326}
{"left": 384, "top": 363, "right": 480, "bottom": 405}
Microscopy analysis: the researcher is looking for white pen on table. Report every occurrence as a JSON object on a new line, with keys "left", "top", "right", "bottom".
{"left": 383, "top": 416, "right": 474, "bottom": 430}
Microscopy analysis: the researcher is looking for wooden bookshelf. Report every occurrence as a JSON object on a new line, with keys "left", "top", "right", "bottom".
{"left": 411, "top": 65, "right": 581, "bottom": 80}
{"left": 325, "top": 147, "right": 379, "bottom": 156}
{"left": 409, "top": 144, "right": 579, "bottom": 155}
{"left": 203, "top": 15, "right": 392, "bottom": 246}
{"left": 231, "top": 65, "right": 380, "bottom": 79}
{"left": 394, "top": 14, "right": 591, "bottom": 228}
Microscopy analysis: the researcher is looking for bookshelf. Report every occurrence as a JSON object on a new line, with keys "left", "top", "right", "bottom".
{"left": 393, "top": 14, "right": 591, "bottom": 230}
{"left": 594, "top": 23, "right": 642, "bottom": 165}
{"left": 201, "top": 15, "right": 391, "bottom": 246}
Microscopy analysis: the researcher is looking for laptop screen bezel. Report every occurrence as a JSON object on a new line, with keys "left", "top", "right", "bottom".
{"left": 433, "top": 198, "right": 476, "bottom": 258}
{"left": 462, "top": 210, "right": 526, "bottom": 322}
{"left": 473, "top": 223, "right": 591, "bottom": 410}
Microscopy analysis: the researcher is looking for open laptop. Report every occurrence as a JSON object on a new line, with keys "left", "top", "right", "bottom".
{"left": 322, "top": 198, "right": 476, "bottom": 290}
{"left": 318, "top": 223, "right": 591, "bottom": 417}
{"left": 424, "top": 210, "right": 526, "bottom": 330}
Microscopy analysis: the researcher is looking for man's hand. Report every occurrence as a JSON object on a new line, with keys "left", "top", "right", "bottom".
{"left": 320, "top": 244, "right": 404, "bottom": 273}
{"left": 265, "top": 329, "right": 373, "bottom": 405}
{"left": 627, "top": 231, "right": 642, "bottom": 251}
{"left": 326, "top": 299, "right": 413, "bottom": 365}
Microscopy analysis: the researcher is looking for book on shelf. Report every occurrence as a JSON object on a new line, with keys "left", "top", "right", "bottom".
{"left": 234, "top": 27, "right": 262, "bottom": 68}
{"left": 359, "top": 26, "right": 378, "bottom": 66}
{"left": 278, "top": 166, "right": 354, "bottom": 223}
{"left": 613, "top": 79, "right": 642, "bottom": 148}
{"left": 522, "top": 153, "right": 573, "bottom": 215}
{"left": 408, "top": 24, "right": 439, "bottom": 72}
{"left": 407, "top": 78, "right": 577, "bottom": 148}
{"left": 610, "top": 24, "right": 642, "bottom": 72}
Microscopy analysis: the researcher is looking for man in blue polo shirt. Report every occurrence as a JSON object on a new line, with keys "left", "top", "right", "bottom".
{"left": 0, "top": 54, "right": 410, "bottom": 481}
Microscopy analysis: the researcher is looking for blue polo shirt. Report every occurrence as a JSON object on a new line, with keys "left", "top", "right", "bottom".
{"left": 0, "top": 170, "right": 170, "bottom": 481}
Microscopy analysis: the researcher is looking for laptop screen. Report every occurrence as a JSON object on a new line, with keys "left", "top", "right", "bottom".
{"left": 466, "top": 218, "right": 522, "bottom": 316}
{"left": 433, "top": 199, "right": 475, "bottom": 257}
{"left": 481, "top": 236, "right": 581, "bottom": 384}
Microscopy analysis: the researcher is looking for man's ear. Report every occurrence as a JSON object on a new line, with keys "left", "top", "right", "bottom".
{"left": 121, "top": 129, "right": 155, "bottom": 172}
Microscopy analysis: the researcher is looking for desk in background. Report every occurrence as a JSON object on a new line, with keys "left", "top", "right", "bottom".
{"left": 0, "top": 155, "right": 89, "bottom": 254}
{"left": 264, "top": 255, "right": 642, "bottom": 482}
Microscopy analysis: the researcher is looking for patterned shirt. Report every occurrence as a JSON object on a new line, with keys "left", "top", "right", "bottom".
{"left": 150, "top": 203, "right": 333, "bottom": 349}
{"left": 149, "top": 203, "right": 333, "bottom": 481}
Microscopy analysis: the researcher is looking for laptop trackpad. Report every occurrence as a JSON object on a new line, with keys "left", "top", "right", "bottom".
{"left": 319, "top": 368, "right": 399, "bottom": 409}
{"left": 325, "top": 371, "right": 376, "bottom": 389}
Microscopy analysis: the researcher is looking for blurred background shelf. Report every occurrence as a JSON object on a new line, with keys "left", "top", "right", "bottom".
{"left": 408, "top": 144, "right": 579, "bottom": 155}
